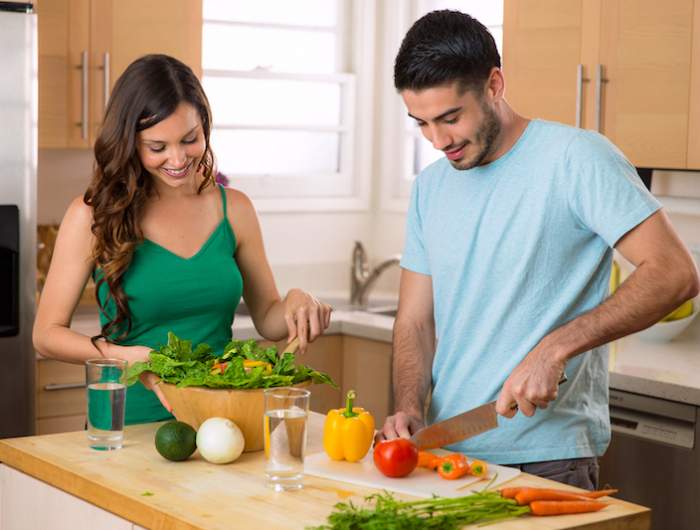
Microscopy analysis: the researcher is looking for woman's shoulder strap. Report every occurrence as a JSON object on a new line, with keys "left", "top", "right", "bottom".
{"left": 218, "top": 183, "right": 227, "bottom": 216}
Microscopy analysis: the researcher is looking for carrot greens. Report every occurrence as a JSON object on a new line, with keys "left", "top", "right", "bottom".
{"left": 307, "top": 479, "right": 530, "bottom": 530}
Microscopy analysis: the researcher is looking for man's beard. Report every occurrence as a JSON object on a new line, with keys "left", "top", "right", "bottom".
{"left": 449, "top": 100, "right": 502, "bottom": 170}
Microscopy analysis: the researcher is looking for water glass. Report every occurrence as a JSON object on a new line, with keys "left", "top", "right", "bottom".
{"left": 263, "top": 388, "right": 310, "bottom": 491}
{"left": 86, "top": 358, "right": 128, "bottom": 450}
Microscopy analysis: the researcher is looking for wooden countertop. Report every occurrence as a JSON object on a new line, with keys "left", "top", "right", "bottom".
{"left": 0, "top": 413, "right": 650, "bottom": 530}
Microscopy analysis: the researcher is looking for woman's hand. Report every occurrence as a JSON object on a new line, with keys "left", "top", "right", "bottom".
{"left": 116, "top": 344, "right": 174, "bottom": 415}
{"left": 139, "top": 371, "right": 174, "bottom": 415}
{"left": 282, "top": 289, "right": 332, "bottom": 354}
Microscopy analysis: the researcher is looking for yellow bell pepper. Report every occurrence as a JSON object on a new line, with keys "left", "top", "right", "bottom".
{"left": 243, "top": 360, "right": 266, "bottom": 368}
{"left": 323, "top": 390, "right": 375, "bottom": 462}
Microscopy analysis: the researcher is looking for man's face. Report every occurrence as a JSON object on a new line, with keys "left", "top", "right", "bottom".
{"left": 402, "top": 83, "right": 501, "bottom": 170}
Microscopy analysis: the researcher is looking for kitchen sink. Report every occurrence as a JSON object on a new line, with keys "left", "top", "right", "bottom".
{"left": 360, "top": 306, "right": 398, "bottom": 318}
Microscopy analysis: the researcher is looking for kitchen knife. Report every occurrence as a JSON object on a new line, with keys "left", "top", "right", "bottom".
{"left": 410, "top": 373, "right": 568, "bottom": 450}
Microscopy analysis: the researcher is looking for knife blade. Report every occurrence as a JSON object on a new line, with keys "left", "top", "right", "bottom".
{"left": 409, "top": 373, "right": 568, "bottom": 450}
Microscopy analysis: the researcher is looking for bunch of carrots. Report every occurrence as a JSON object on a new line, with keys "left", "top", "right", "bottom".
{"left": 417, "top": 450, "right": 619, "bottom": 516}
{"left": 417, "top": 450, "right": 487, "bottom": 480}
{"left": 502, "top": 486, "right": 619, "bottom": 516}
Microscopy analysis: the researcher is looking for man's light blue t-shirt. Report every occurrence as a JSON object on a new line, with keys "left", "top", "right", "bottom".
{"left": 401, "top": 119, "right": 660, "bottom": 464}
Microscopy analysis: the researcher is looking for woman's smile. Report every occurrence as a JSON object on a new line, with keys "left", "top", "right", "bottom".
{"left": 161, "top": 161, "right": 193, "bottom": 178}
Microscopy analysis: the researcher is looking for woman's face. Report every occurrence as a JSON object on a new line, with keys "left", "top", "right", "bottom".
{"left": 135, "top": 102, "right": 206, "bottom": 190}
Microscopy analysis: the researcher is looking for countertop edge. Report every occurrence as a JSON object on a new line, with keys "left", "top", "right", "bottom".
{"left": 0, "top": 442, "right": 201, "bottom": 530}
{"left": 609, "top": 372, "right": 700, "bottom": 407}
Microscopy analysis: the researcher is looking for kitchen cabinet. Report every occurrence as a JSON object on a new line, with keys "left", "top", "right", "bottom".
{"left": 1, "top": 465, "right": 133, "bottom": 530}
{"left": 503, "top": 0, "right": 700, "bottom": 169}
{"left": 35, "top": 0, "right": 202, "bottom": 148}
{"left": 259, "top": 334, "right": 344, "bottom": 416}
{"left": 36, "top": 358, "right": 87, "bottom": 435}
{"left": 341, "top": 335, "right": 392, "bottom": 427}
{"left": 261, "top": 334, "right": 392, "bottom": 425}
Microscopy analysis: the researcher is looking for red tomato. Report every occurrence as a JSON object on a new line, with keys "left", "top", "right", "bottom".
{"left": 373, "top": 439, "right": 419, "bottom": 478}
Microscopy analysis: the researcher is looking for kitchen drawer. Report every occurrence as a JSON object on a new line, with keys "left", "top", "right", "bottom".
{"left": 37, "top": 359, "right": 87, "bottom": 419}
{"left": 37, "top": 414, "right": 86, "bottom": 435}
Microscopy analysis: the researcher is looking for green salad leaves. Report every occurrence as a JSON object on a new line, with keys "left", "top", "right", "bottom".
{"left": 126, "top": 332, "right": 339, "bottom": 390}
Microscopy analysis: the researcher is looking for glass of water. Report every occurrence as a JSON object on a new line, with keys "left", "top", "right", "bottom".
{"left": 85, "top": 358, "right": 128, "bottom": 450}
{"left": 263, "top": 387, "right": 310, "bottom": 491}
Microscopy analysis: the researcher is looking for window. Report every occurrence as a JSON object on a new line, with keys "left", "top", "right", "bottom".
{"left": 202, "top": 0, "right": 374, "bottom": 212}
{"left": 380, "top": 1, "right": 504, "bottom": 210}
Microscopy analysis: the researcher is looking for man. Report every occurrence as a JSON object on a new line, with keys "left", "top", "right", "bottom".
{"left": 375, "top": 10, "right": 700, "bottom": 490}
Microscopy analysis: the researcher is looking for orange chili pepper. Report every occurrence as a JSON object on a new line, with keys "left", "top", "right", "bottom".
{"left": 438, "top": 453, "right": 470, "bottom": 480}
{"left": 470, "top": 459, "right": 487, "bottom": 477}
{"left": 417, "top": 451, "right": 442, "bottom": 471}
{"left": 427, "top": 455, "right": 443, "bottom": 471}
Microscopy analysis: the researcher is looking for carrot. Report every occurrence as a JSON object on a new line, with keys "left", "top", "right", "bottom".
{"left": 580, "top": 489, "right": 618, "bottom": 499}
{"left": 438, "top": 453, "right": 470, "bottom": 480}
{"left": 501, "top": 487, "right": 529, "bottom": 499}
{"left": 469, "top": 459, "right": 487, "bottom": 477}
{"left": 529, "top": 500, "right": 609, "bottom": 516}
{"left": 515, "top": 488, "right": 598, "bottom": 506}
{"left": 417, "top": 451, "right": 442, "bottom": 470}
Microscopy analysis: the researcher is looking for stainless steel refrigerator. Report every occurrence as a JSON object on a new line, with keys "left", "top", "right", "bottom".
{"left": 0, "top": 3, "right": 38, "bottom": 438}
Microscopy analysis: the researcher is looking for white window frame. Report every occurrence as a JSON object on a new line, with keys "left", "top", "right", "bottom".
{"left": 202, "top": 1, "right": 376, "bottom": 213}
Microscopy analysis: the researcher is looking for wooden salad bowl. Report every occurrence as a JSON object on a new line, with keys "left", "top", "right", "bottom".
{"left": 157, "top": 337, "right": 312, "bottom": 452}
{"left": 158, "top": 380, "right": 312, "bottom": 453}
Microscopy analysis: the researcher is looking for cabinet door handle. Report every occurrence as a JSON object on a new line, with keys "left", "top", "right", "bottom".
{"left": 576, "top": 64, "right": 590, "bottom": 129}
{"left": 78, "top": 51, "right": 88, "bottom": 139}
{"left": 44, "top": 382, "right": 87, "bottom": 391}
{"left": 596, "top": 64, "right": 609, "bottom": 133}
{"left": 102, "top": 52, "right": 110, "bottom": 111}
{"left": 576, "top": 65, "right": 590, "bottom": 128}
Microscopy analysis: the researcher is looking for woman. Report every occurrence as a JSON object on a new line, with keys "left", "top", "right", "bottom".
{"left": 33, "top": 54, "right": 332, "bottom": 425}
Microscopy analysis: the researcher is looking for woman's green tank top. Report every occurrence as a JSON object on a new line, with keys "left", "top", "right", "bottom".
{"left": 94, "top": 184, "right": 243, "bottom": 425}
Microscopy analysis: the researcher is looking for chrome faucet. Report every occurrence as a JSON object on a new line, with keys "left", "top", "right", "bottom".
{"left": 350, "top": 241, "right": 402, "bottom": 307}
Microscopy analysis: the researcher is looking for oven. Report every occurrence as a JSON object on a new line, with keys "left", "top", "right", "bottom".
{"left": 599, "top": 388, "right": 699, "bottom": 530}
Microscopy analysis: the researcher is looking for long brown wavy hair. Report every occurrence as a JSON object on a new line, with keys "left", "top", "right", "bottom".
{"left": 85, "top": 54, "right": 216, "bottom": 342}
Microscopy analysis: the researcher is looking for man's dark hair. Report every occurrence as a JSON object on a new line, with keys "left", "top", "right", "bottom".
{"left": 394, "top": 10, "right": 501, "bottom": 95}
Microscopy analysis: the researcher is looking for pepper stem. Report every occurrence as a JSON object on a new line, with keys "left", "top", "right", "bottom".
{"left": 342, "top": 390, "right": 359, "bottom": 418}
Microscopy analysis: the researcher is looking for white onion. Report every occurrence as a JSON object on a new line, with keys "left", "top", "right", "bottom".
{"left": 196, "top": 417, "right": 245, "bottom": 464}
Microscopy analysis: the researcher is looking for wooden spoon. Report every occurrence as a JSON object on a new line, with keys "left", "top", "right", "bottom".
{"left": 282, "top": 336, "right": 301, "bottom": 356}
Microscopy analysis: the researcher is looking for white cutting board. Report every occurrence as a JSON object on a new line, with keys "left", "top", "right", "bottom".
{"left": 305, "top": 448, "right": 520, "bottom": 498}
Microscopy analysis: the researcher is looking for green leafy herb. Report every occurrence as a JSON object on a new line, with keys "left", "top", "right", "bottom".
{"left": 307, "top": 477, "right": 530, "bottom": 529}
{"left": 141, "top": 492, "right": 154, "bottom": 496}
{"left": 126, "top": 332, "right": 339, "bottom": 391}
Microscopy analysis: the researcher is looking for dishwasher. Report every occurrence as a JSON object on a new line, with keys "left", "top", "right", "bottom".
{"left": 599, "top": 388, "right": 699, "bottom": 530}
